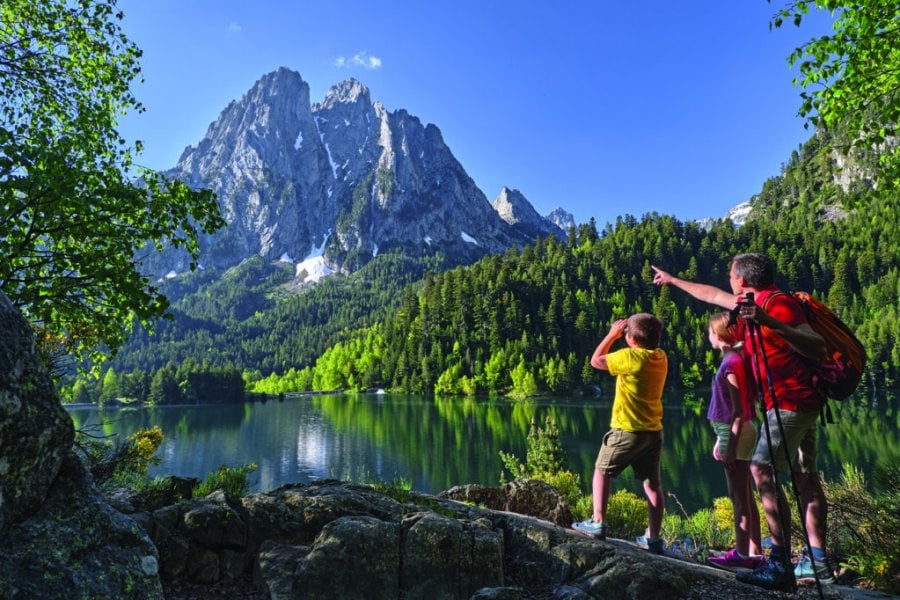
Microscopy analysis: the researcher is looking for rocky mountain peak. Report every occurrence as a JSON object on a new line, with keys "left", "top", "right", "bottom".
{"left": 155, "top": 67, "right": 571, "bottom": 281}
{"left": 492, "top": 187, "right": 563, "bottom": 239}
{"left": 319, "top": 78, "right": 371, "bottom": 109}
{"left": 546, "top": 207, "right": 575, "bottom": 232}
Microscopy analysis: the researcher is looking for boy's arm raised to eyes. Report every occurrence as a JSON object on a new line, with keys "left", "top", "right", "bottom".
{"left": 591, "top": 319, "right": 627, "bottom": 371}
{"left": 651, "top": 266, "right": 738, "bottom": 309}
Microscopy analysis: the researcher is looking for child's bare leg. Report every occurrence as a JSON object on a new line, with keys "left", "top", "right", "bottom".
{"left": 592, "top": 469, "right": 612, "bottom": 523}
{"left": 643, "top": 479, "right": 665, "bottom": 539}
{"left": 728, "top": 460, "right": 760, "bottom": 555}
{"left": 748, "top": 481, "right": 762, "bottom": 556}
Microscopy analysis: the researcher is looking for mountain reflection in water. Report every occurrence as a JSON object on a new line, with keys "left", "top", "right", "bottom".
{"left": 67, "top": 390, "right": 899, "bottom": 515}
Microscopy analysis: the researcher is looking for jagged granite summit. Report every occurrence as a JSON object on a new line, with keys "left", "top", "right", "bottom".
{"left": 492, "top": 187, "right": 568, "bottom": 240}
{"left": 149, "top": 67, "right": 566, "bottom": 280}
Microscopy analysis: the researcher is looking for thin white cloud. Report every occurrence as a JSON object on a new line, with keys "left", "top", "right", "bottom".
{"left": 334, "top": 51, "right": 382, "bottom": 70}
{"left": 228, "top": 22, "right": 242, "bottom": 33}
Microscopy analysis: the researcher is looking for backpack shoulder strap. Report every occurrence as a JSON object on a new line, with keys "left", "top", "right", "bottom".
{"left": 760, "top": 290, "right": 789, "bottom": 311}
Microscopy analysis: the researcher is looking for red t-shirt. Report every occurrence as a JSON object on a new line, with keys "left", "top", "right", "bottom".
{"left": 744, "top": 287, "right": 822, "bottom": 412}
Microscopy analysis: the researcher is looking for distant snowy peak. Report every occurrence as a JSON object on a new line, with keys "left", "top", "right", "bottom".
{"left": 695, "top": 200, "right": 753, "bottom": 230}
{"left": 546, "top": 207, "right": 575, "bottom": 233}
{"left": 725, "top": 200, "right": 753, "bottom": 224}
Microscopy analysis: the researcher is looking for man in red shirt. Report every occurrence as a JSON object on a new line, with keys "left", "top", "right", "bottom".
{"left": 652, "top": 254, "right": 830, "bottom": 592}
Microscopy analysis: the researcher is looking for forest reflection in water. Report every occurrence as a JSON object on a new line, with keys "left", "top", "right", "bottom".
{"left": 67, "top": 388, "right": 899, "bottom": 514}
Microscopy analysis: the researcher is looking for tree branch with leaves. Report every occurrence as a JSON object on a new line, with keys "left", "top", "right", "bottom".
{"left": 0, "top": 0, "right": 224, "bottom": 368}
{"left": 771, "top": 0, "right": 900, "bottom": 190}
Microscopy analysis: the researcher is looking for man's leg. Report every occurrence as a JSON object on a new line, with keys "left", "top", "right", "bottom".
{"left": 751, "top": 461, "right": 791, "bottom": 547}
{"left": 795, "top": 421, "right": 827, "bottom": 551}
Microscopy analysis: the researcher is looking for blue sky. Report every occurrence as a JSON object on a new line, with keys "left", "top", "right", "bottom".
{"left": 118, "top": 1, "right": 836, "bottom": 228}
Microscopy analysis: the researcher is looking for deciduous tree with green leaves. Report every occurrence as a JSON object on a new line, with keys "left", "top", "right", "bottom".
{"left": 0, "top": 0, "right": 224, "bottom": 367}
{"left": 771, "top": 0, "right": 900, "bottom": 189}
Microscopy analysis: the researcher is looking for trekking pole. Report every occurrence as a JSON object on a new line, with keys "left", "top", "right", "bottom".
{"left": 745, "top": 302, "right": 825, "bottom": 600}
{"left": 743, "top": 312, "right": 797, "bottom": 592}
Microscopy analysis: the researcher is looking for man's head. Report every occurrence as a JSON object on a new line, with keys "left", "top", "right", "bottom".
{"left": 626, "top": 313, "right": 664, "bottom": 349}
{"left": 729, "top": 253, "right": 774, "bottom": 293}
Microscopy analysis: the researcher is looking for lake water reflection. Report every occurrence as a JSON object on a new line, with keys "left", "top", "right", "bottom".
{"left": 67, "top": 390, "right": 899, "bottom": 514}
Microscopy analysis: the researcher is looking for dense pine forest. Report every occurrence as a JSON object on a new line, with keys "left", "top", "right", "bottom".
{"left": 67, "top": 131, "right": 899, "bottom": 404}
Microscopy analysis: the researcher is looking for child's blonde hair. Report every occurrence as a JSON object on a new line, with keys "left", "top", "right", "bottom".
{"left": 709, "top": 311, "right": 744, "bottom": 347}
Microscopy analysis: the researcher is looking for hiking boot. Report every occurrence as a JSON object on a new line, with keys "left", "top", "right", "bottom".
{"left": 794, "top": 553, "right": 834, "bottom": 583}
{"left": 635, "top": 533, "right": 665, "bottom": 555}
{"left": 707, "top": 548, "right": 763, "bottom": 570}
{"left": 736, "top": 558, "right": 795, "bottom": 592}
{"left": 572, "top": 519, "right": 609, "bottom": 540}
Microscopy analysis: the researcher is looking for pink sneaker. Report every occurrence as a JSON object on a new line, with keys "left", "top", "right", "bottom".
{"left": 708, "top": 549, "right": 762, "bottom": 570}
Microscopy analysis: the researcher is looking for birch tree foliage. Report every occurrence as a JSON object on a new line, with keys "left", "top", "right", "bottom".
{"left": 771, "top": 0, "right": 900, "bottom": 189}
{"left": 0, "top": 0, "right": 224, "bottom": 365}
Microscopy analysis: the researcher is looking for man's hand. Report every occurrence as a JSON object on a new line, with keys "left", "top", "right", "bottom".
{"left": 739, "top": 298, "right": 787, "bottom": 332}
{"left": 651, "top": 265, "right": 672, "bottom": 286}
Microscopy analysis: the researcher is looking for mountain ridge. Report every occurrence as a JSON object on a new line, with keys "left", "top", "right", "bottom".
{"left": 144, "top": 67, "right": 571, "bottom": 282}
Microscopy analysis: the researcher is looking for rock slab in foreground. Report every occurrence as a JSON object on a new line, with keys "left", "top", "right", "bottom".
{"left": 136, "top": 479, "right": 826, "bottom": 599}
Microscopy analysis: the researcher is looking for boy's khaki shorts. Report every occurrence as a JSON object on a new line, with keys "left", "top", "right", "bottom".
{"left": 595, "top": 428, "right": 663, "bottom": 486}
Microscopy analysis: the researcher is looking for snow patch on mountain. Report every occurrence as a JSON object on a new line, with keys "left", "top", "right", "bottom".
{"left": 461, "top": 231, "right": 479, "bottom": 245}
{"left": 295, "top": 256, "right": 333, "bottom": 283}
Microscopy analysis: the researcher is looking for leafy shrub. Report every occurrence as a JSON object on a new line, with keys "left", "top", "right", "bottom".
{"left": 540, "top": 469, "right": 582, "bottom": 510}
{"left": 572, "top": 494, "right": 593, "bottom": 521}
{"left": 712, "top": 496, "right": 734, "bottom": 542}
{"left": 194, "top": 463, "right": 257, "bottom": 499}
{"left": 661, "top": 512, "right": 689, "bottom": 547}
{"left": 500, "top": 415, "right": 570, "bottom": 481}
{"left": 606, "top": 490, "right": 647, "bottom": 539}
{"left": 499, "top": 415, "right": 582, "bottom": 511}
{"left": 824, "top": 464, "right": 900, "bottom": 592}
{"left": 688, "top": 507, "right": 732, "bottom": 550}
{"left": 77, "top": 426, "right": 163, "bottom": 485}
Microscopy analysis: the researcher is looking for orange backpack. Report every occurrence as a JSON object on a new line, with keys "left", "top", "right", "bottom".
{"left": 765, "top": 291, "right": 867, "bottom": 402}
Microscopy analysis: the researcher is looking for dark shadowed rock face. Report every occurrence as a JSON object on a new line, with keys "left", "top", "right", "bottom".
{"left": 0, "top": 291, "right": 162, "bottom": 599}
{"left": 0, "top": 292, "right": 73, "bottom": 530}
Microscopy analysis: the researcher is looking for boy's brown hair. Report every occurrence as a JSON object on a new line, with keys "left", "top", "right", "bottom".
{"left": 628, "top": 313, "right": 664, "bottom": 349}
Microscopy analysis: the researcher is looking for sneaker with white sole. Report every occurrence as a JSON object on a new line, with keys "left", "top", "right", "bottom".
{"left": 794, "top": 553, "right": 834, "bottom": 583}
{"left": 571, "top": 519, "right": 609, "bottom": 540}
{"left": 635, "top": 533, "right": 665, "bottom": 554}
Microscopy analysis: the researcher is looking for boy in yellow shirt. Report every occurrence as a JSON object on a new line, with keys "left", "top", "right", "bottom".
{"left": 572, "top": 313, "right": 668, "bottom": 553}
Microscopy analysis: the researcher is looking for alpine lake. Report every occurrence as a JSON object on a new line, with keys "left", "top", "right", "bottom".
{"left": 67, "top": 389, "right": 899, "bottom": 515}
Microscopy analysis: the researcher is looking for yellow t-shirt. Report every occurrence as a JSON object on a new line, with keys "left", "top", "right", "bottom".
{"left": 605, "top": 347, "right": 668, "bottom": 432}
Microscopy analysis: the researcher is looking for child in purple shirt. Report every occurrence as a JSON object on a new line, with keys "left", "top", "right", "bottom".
{"left": 706, "top": 312, "right": 763, "bottom": 570}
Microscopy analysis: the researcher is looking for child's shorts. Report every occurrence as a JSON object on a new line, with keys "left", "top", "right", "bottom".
{"left": 711, "top": 421, "right": 758, "bottom": 462}
{"left": 595, "top": 428, "right": 663, "bottom": 486}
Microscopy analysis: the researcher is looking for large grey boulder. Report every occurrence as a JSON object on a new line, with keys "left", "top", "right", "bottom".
{"left": 440, "top": 478, "right": 574, "bottom": 527}
{"left": 0, "top": 291, "right": 162, "bottom": 598}
{"left": 139, "top": 480, "right": 789, "bottom": 599}
{"left": 0, "top": 292, "right": 73, "bottom": 530}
